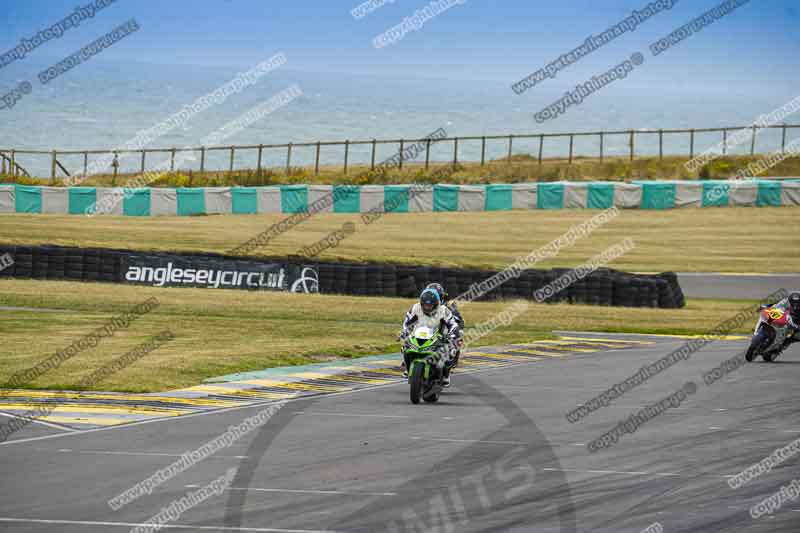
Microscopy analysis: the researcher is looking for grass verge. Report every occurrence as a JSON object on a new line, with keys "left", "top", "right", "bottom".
{"left": 0, "top": 279, "right": 760, "bottom": 392}
{"left": 5, "top": 154, "right": 800, "bottom": 186}
{"left": 1, "top": 207, "right": 798, "bottom": 273}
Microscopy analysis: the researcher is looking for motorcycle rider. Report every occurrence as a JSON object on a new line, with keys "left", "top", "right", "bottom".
{"left": 426, "top": 283, "right": 464, "bottom": 330}
{"left": 400, "top": 288, "right": 460, "bottom": 387}
{"left": 425, "top": 282, "right": 464, "bottom": 365}
{"left": 760, "top": 291, "right": 800, "bottom": 349}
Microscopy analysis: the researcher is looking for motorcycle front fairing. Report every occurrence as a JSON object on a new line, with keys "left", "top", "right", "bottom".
{"left": 403, "top": 326, "right": 446, "bottom": 369}
{"left": 754, "top": 304, "right": 791, "bottom": 355}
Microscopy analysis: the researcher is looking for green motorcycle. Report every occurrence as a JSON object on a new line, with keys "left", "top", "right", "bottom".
{"left": 402, "top": 326, "right": 447, "bottom": 404}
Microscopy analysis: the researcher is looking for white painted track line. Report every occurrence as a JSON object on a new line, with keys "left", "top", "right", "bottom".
{"left": 409, "top": 436, "right": 525, "bottom": 445}
{"left": 542, "top": 467, "right": 733, "bottom": 478}
{"left": 0, "top": 517, "right": 340, "bottom": 532}
{"left": 297, "top": 410, "right": 411, "bottom": 419}
{"left": 0, "top": 410, "right": 77, "bottom": 432}
{"left": 194, "top": 485, "right": 397, "bottom": 497}
{"left": 49, "top": 448, "right": 248, "bottom": 459}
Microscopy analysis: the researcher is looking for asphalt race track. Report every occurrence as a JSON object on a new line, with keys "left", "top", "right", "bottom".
{"left": 1, "top": 332, "right": 799, "bottom": 533}
{"left": 677, "top": 273, "right": 800, "bottom": 300}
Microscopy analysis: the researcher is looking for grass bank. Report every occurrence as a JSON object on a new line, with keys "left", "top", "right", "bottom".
{"left": 1, "top": 207, "right": 797, "bottom": 273}
{"left": 0, "top": 279, "right": 758, "bottom": 392}
{"left": 5, "top": 154, "right": 800, "bottom": 187}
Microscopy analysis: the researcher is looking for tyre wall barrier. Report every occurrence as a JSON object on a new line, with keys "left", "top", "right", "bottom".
{"left": 0, "top": 244, "right": 685, "bottom": 308}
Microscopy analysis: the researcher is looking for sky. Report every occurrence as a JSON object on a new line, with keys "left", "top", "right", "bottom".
{"left": 1, "top": 0, "right": 798, "bottom": 91}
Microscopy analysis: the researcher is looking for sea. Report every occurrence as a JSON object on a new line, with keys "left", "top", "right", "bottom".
{"left": 1, "top": 59, "right": 797, "bottom": 178}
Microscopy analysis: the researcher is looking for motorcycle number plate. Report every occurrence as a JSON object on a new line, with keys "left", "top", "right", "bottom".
{"left": 768, "top": 309, "right": 784, "bottom": 320}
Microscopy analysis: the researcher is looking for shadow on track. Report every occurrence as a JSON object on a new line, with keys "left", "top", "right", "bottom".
{"left": 221, "top": 373, "right": 576, "bottom": 532}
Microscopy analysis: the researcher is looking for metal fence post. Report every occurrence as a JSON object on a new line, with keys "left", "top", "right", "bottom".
{"left": 370, "top": 139, "right": 376, "bottom": 170}
{"left": 286, "top": 143, "right": 293, "bottom": 172}
{"left": 111, "top": 152, "right": 119, "bottom": 186}
{"left": 200, "top": 147, "right": 206, "bottom": 173}
{"left": 171, "top": 148, "right": 177, "bottom": 172}
{"left": 722, "top": 129, "right": 727, "bottom": 155}
{"left": 229, "top": 147, "right": 235, "bottom": 172}
{"left": 599, "top": 132, "right": 604, "bottom": 162}
{"left": 83, "top": 151, "right": 88, "bottom": 177}
{"left": 344, "top": 140, "right": 350, "bottom": 174}
{"left": 629, "top": 130, "right": 634, "bottom": 161}
{"left": 480, "top": 136, "right": 486, "bottom": 167}
{"left": 398, "top": 139, "right": 404, "bottom": 171}
{"left": 140, "top": 150, "right": 146, "bottom": 174}
{"left": 658, "top": 129, "right": 663, "bottom": 160}
{"left": 507, "top": 135, "right": 513, "bottom": 164}
{"left": 257, "top": 144, "right": 264, "bottom": 175}
{"left": 425, "top": 139, "right": 431, "bottom": 171}
{"left": 453, "top": 138, "right": 458, "bottom": 169}
{"left": 51, "top": 150, "right": 57, "bottom": 183}
{"left": 750, "top": 125, "right": 756, "bottom": 155}
{"left": 568, "top": 134, "right": 574, "bottom": 165}
{"left": 689, "top": 129, "right": 695, "bottom": 159}
{"left": 782, "top": 124, "right": 787, "bottom": 153}
{"left": 10, "top": 149, "right": 16, "bottom": 178}
{"left": 538, "top": 135, "right": 543, "bottom": 167}
{"left": 315, "top": 142, "right": 321, "bottom": 175}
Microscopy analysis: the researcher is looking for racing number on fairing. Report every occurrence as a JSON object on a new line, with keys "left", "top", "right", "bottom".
{"left": 768, "top": 308, "right": 784, "bottom": 320}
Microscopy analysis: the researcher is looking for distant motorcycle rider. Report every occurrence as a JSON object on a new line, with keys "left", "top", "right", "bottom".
{"left": 760, "top": 291, "right": 800, "bottom": 348}
{"left": 400, "top": 288, "right": 460, "bottom": 387}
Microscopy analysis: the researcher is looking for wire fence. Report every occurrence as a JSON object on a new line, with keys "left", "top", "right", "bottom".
{"left": 2, "top": 123, "right": 799, "bottom": 183}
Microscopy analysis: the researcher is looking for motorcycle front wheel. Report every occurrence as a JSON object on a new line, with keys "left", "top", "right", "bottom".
{"left": 746, "top": 326, "right": 768, "bottom": 362}
{"left": 410, "top": 362, "right": 424, "bottom": 404}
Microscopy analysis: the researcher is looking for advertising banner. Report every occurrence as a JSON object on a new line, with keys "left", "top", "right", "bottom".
{"left": 121, "top": 254, "right": 319, "bottom": 293}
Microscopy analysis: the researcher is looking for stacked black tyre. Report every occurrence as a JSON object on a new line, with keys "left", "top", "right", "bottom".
{"left": 365, "top": 265, "right": 383, "bottom": 297}
{"left": 0, "top": 245, "right": 16, "bottom": 278}
{"left": 49, "top": 247, "right": 67, "bottom": 280}
{"left": 100, "top": 249, "right": 121, "bottom": 282}
{"left": 0, "top": 244, "right": 686, "bottom": 309}
{"left": 333, "top": 263, "right": 349, "bottom": 294}
{"left": 83, "top": 249, "right": 102, "bottom": 282}
{"left": 383, "top": 265, "right": 398, "bottom": 297}
{"left": 318, "top": 263, "right": 337, "bottom": 294}
{"left": 655, "top": 272, "right": 685, "bottom": 308}
{"left": 397, "top": 266, "right": 417, "bottom": 298}
{"left": 12, "top": 246, "right": 32, "bottom": 278}
{"left": 348, "top": 265, "right": 368, "bottom": 296}
{"left": 612, "top": 273, "right": 636, "bottom": 307}
{"left": 65, "top": 248, "right": 84, "bottom": 281}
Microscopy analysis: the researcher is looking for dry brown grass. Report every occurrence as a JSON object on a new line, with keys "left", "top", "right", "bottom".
{"left": 1, "top": 207, "right": 797, "bottom": 272}
{"left": 6, "top": 154, "right": 800, "bottom": 187}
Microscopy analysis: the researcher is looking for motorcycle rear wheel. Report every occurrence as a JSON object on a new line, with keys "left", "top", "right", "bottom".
{"left": 423, "top": 389, "right": 439, "bottom": 403}
{"left": 409, "top": 362, "right": 424, "bottom": 404}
